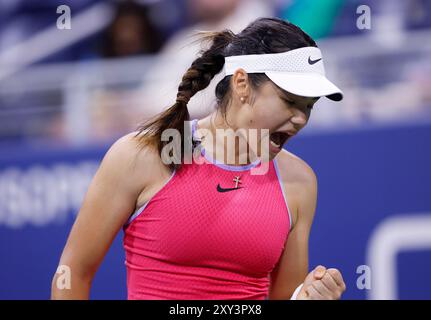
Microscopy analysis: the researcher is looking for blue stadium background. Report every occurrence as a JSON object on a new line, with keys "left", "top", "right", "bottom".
{"left": 1, "top": 120, "right": 430, "bottom": 299}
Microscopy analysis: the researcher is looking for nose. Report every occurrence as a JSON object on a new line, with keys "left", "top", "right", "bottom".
{"left": 290, "top": 108, "right": 308, "bottom": 126}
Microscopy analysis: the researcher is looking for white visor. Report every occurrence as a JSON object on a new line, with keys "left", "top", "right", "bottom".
{"left": 222, "top": 47, "right": 343, "bottom": 101}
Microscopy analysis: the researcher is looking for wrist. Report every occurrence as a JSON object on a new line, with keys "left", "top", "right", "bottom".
{"left": 290, "top": 283, "right": 304, "bottom": 300}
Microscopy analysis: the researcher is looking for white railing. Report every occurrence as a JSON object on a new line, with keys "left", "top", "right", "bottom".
{"left": 0, "top": 29, "right": 430, "bottom": 144}
{"left": 0, "top": 2, "right": 114, "bottom": 81}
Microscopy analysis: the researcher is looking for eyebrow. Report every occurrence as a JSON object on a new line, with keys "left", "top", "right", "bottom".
{"left": 277, "top": 88, "right": 320, "bottom": 104}
{"left": 276, "top": 88, "right": 293, "bottom": 101}
{"left": 278, "top": 92, "right": 293, "bottom": 102}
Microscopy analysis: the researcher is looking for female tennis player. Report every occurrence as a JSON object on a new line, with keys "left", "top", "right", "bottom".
{"left": 52, "top": 17, "right": 346, "bottom": 300}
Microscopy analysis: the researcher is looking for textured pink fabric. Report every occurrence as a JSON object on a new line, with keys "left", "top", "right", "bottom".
{"left": 123, "top": 122, "right": 291, "bottom": 300}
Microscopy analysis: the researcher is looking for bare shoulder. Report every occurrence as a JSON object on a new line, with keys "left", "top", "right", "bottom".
{"left": 274, "top": 149, "right": 318, "bottom": 228}
{"left": 274, "top": 149, "right": 317, "bottom": 188}
{"left": 101, "top": 131, "right": 168, "bottom": 191}
{"left": 110, "top": 131, "right": 160, "bottom": 163}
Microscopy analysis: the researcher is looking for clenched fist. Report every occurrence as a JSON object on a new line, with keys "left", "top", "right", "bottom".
{"left": 297, "top": 265, "right": 346, "bottom": 300}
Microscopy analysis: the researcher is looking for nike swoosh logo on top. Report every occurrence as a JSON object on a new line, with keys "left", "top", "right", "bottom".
{"left": 216, "top": 184, "right": 242, "bottom": 193}
{"left": 308, "top": 56, "right": 322, "bottom": 65}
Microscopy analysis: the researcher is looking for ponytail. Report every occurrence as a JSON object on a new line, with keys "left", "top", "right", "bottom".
{"left": 135, "top": 30, "right": 235, "bottom": 170}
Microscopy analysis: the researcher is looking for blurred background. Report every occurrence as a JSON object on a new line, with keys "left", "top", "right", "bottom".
{"left": 0, "top": 0, "right": 430, "bottom": 299}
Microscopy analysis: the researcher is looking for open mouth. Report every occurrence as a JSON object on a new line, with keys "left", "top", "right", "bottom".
{"left": 269, "top": 132, "right": 291, "bottom": 149}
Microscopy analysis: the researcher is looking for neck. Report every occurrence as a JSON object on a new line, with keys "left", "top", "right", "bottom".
{"left": 196, "top": 110, "right": 260, "bottom": 166}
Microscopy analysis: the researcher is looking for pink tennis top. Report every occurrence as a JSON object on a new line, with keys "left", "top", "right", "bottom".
{"left": 123, "top": 119, "right": 292, "bottom": 300}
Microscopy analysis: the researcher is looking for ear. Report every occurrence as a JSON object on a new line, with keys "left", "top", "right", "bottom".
{"left": 231, "top": 68, "right": 251, "bottom": 101}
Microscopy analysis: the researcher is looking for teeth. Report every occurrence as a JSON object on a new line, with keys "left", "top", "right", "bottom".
{"left": 270, "top": 140, "right": 280, "bottom": 148}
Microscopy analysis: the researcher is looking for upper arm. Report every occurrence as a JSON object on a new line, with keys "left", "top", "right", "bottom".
{"left": 268, "top": 152, "right": 318, "bottom": 299}
{"left": 56, "top": 133, "right": 156, "bottom": 280}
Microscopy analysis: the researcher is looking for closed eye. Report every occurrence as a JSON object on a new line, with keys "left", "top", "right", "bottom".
{"left": 282, "top": 97, "right": 295, "bottom": 106}
{"left": 280, "top": 94, "right": 316, "bottom": 111}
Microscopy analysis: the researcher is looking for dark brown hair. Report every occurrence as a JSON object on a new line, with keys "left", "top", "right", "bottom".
{"left": 135, "top": 17, "right": 317, "bottom": 170}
